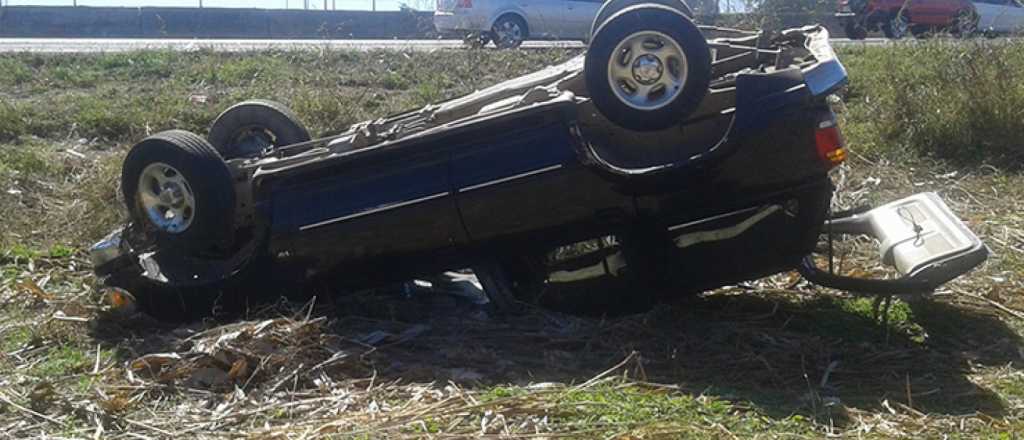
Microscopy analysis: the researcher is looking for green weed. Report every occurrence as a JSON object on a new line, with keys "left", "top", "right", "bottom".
{"left": 839, "top": 41, "right": 1024, "bottom": 167}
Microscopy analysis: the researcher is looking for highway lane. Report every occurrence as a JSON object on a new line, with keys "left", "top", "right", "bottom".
{"left": 0, "top": 37, "right": 892, "bottom": 52}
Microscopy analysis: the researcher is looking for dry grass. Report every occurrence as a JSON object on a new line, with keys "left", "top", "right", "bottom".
{"left": 1, "top": 45, "right": 1023, "bottom": 439}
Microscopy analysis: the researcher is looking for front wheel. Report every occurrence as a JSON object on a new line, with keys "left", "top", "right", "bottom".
{"left": 492, "top": 15, "right": 527, "bottom": 49}
{"left": 121, "top": 130, "right": 236, "bottom": 254}
{"left": 585, "top": 4, "right": 712, "bottom": 132}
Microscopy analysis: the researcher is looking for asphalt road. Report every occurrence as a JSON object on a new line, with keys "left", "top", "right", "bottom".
{"left": 0, "top": 37, "right": 892, "bottom": 52}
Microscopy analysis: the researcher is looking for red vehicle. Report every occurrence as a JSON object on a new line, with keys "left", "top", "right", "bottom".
{"left": 837, "top": 0, "right": 979, "bottom": 39}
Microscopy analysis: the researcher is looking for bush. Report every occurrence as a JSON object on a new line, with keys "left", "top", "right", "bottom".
{"left": 839, "top": 41, "right": 1024, "bottom": 168}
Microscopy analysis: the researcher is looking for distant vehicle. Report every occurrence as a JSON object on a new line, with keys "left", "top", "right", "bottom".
{"left": 836, "top": 0, "right": 979, "bottom": 39}
{"left": 433, "top": 0, "right": 691, "bottom": 48}
{"left": 974, "top": 0, "right": 1024, "bottom": 35}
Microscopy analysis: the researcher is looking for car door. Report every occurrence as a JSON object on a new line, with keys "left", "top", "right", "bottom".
{"left": 905, "top": 0, "right": 950, "bottom": 25}
{"left": 563, "top": 0, "right": 603, "bottom": 39}
{"left": 268, "top": 141, "right": 466, "bottom": 265}
{"left": 450, "top": 106, "right": 635, "bottom": 247}
{"left": 516, "top": 0, "right": 562, "bottom": 37}
{"left": 974, "top": 0, "right": 1004, "bottom": 31}
{"left": 993, "top": 0, "right": 1024, "bottom": 32}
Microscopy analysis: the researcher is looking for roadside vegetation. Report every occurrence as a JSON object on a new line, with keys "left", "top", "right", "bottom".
{"left": 841, "top": 40, "right": 1024, "bottom": 167}
{"left": 1, "top": 43, "right": 1022, "bottom": 438}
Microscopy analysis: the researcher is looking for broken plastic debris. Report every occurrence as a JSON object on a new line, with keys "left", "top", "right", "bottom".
{"left": 130, "top": 353, "right": 182, "bottom": 372}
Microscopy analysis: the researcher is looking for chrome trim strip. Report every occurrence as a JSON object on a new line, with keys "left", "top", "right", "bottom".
{"left": 667, "top": 206, "right": 761, "bottom": 231}
{"left": 673, "top": 205, "right": 782, "bottom": 249}
{"left": 458, "top": 164, "right": 563, "bottom": 193}
{"left": 299, "top": 191, "right": 449, "bottom": 231}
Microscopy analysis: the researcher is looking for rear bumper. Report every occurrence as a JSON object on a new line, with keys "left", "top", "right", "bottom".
{"left": 433, "top": 11, "right": 487, "bottom": 34}
{"left": 799, "top": 192, "right": 988, "bottom": 296}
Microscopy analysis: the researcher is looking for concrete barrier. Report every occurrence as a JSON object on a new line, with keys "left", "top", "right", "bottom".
{"left": 0, "top": 6, "right": 437, "bottom": 39}
{"left": 0, "top": 6, "right": 848, "bottom": 40}
{"left": 0, "top": 6, "right": 141, "bottom": 38}
{"left": 140, "top": 8, "right": 200, "bottom": 38}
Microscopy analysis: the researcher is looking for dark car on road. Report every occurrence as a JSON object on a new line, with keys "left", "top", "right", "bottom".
{"left": 91, "top": 0, "right": 988, "bottom": 319}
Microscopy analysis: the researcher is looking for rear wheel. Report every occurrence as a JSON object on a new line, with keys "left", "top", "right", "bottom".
{"left": 121, "top": 130, "right": 235, "bottom": 254}
{"left": 585, "top": 4, "right": 711, "bottom": 132}
{"left": 208, "top": 100, "right": 310, "bottom": 160}
{"left": 492, "top": 15, "right": 527, "bottom": 49}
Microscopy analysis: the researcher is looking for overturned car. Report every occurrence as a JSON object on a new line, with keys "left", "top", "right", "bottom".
{"left": 91, "top": 0, "right": 988, "bottom": 319}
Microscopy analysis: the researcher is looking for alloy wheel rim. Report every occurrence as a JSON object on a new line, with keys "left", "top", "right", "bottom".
{"left": 137, "top": 162, "right": 196, "bottom": 234}
{"left": 606, "top": 31, "right": 688, "bottom": 111}
{"left": 497, "top": 21, "right": 522, "bottom": 46}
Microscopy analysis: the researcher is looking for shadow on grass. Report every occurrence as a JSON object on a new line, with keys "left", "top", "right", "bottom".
{"left": 89, "top": 286, "right": 1020, "bottom": 423}
{"left": 321, "top": 289, "right": 1019, "bottom": 420}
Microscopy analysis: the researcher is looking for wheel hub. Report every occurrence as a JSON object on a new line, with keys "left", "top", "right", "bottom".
{"left": 631, "top": 54, "right": 663, "bottom": 85}
{"left": 232, "top": 127, "right": 275, "bottom": 158}
{"left": 606, "top": 31, "right": 689, "bottom": 111}
{"left": 158, "top": 184, "right": 185, "bottom": 206}
{"left": 138, "top": 162, "right": 196, "bottom": 234}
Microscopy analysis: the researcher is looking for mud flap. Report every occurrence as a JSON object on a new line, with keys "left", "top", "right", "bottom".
{"left": 799, "top": 192, "right": 988, "bottom": 295}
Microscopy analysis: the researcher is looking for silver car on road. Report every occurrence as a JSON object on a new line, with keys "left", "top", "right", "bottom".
{"left": 434, "top": 0, "right": 612, "bottom": 48}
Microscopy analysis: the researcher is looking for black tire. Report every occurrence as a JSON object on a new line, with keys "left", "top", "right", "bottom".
{"left": 881, "top": 11, "right": 908, "bottom": 39}
{"left": 590, "top": 0, "right": 693, "bottom": 40}
{"left": 208, "top": 100, "right": 311, "bottom": 160}
{"left": 585, "top": 4, "right": 711, "bottom": 132}
{"left": 121, "top": 130, "right": 235, "bottom": 254}
{"left": 492, "top": 14, "right": 528, "bottom": 49}
{"left": 844, "top": 21, "right": 868, "bottom": 40}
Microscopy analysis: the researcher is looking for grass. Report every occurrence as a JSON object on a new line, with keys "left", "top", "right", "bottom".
{"left": 0, "top": 42, "right": 1022, "bottom": 438}
{"left": 840, "top": 40, "right": 1024, "bottom": 167}
{"left": 0, "top": 49, "right": 572, "bottom": 144}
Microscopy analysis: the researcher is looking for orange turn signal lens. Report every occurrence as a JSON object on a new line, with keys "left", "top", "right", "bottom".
{"left": 815, "top": 118, "right": 846, "bottom": 169}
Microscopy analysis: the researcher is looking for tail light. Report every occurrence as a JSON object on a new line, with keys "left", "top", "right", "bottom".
{"left": 815, "top": 115, "right": 846, "bottom": 169}
{"left": 456, "top": 0, "right": 472, "bottom": 7}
